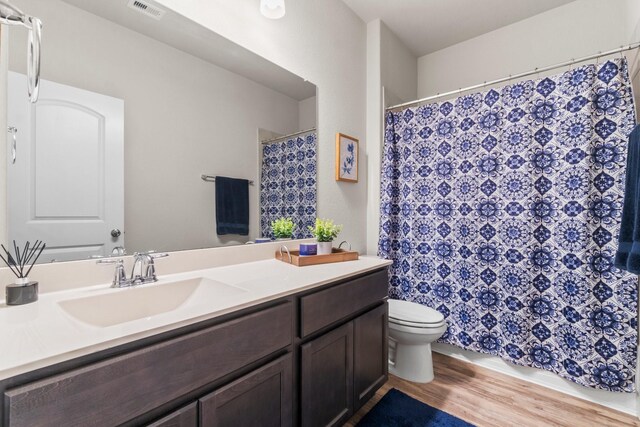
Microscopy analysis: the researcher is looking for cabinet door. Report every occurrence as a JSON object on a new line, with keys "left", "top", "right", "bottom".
{"left": 300, "top": 322, "right": 354, "bottom": 427}
{"left": 354, "top": 303, "right": 388, "bottom": 410}
{"left": 146, "top": 402, "right": 197, "bottom": 427}
{"left": 199, "top": 354, "right": 293, "bottom": 427}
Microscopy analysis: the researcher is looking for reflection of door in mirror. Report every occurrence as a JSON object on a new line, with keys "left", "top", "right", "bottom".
{"left": 8, "top": 72, "right": 124, "bottom": 262}
{"left": 0, "top": 26, "right": 7, "bottom": 247}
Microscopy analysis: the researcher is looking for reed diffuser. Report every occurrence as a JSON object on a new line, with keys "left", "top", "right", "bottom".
{"left": 1, "top": 240, "right": 45, "bottom": 305}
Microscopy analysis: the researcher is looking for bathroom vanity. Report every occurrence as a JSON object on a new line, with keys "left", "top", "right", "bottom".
{"left": 0, "top": 255, "right": 390, "bottom": 426}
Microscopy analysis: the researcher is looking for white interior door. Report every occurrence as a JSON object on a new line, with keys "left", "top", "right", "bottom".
{"left": 8, "top": 72, "right": 124, "bottom": 262}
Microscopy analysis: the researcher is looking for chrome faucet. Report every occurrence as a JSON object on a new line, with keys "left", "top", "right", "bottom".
{"left": 96, "top": 258, "right": 129, "bottom": 288}
{"left": 97, "top": 251, "right": 169, "bottom": 288}
{"left": 130, "top": 252, "right": 169, "bottom": 285}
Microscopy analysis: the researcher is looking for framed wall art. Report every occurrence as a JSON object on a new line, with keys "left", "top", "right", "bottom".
{"left": 335, "top": 133, "right": 358, "bottom": 182}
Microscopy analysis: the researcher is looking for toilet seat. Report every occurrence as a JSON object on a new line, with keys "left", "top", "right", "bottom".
{"left": 389, "top": 317, "right": 445, "bottom": 329}
{"left": 388, "top": 299, "right": 445, "bottom": 329}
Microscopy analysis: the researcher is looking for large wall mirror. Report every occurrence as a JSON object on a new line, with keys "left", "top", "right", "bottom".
{"left": 4, "top": 0, "right": 317, "bottom": 263}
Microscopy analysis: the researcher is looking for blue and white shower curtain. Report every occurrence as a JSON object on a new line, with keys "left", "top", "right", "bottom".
{"left": 260, "top": 131, "right": 317, "bottom": 239}
{"left": 379, "top": 59, "right": 638, "bottom": 392}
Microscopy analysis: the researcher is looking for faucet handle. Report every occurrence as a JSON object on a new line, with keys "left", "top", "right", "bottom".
{"left": 143, "top": 253, "right": 169, "bottom": 282}
{"left": 96, "top": 258, "right": 129, "bottom": 288}
{"left": 149, "top": 252, "right": 169, "bottom": 259}
{"left": 96, "top": 258, "right": 120, "bottom": 264}
{"left": 132, "top": 251, "right": 168, "bottom": 259}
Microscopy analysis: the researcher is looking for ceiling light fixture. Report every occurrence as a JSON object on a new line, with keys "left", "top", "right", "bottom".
{"left": 260, "top": 0, "right": 285, "bottom": 19}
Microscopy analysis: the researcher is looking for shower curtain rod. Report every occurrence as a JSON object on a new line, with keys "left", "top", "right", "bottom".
{"left": 386, "top": 42, "right": 640, "bottom": 111}
{"left": 260, "top": 127, "right": 316, "bottom": 144}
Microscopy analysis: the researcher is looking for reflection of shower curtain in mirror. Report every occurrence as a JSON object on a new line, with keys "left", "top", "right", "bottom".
{"left": 260, "top": 132, "right": 317, "bottom": 239}
{"left": 379, "top": 59, "right": 638, "bottom": 391}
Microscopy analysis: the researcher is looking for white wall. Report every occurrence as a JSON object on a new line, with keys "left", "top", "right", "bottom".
{"left": 152, "top": 0, "right": 368, "bottom": 252}
{"left": 366, "top": 20, "right": 417, "bottom": 255}
{"left": 8, "top": 0, "right": 303, "bottom": 253}
{"left": 298, "top": 96, "right": 317, "bottom": 130}
{"left": 365, "top": 20, "right": 383, "bottom": 257}
{"left": 417, "top": 0, "right": 639, "bottom": 98}
{"left": 380, "top": 22, "right": 417, "bottom": 107}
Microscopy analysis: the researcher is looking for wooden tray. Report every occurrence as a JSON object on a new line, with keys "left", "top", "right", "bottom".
{"left": 275, "top": 248, "right": 359, "bottom": 266}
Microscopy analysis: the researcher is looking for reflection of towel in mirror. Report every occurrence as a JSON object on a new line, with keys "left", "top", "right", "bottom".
{"left": 615, "top": 125, "right": 640, "bottom": 273}
{"left": 215, "top": 176, "right": 249, "bottom": 235}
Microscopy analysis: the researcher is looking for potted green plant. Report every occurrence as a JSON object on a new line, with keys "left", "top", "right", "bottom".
{"left": 271, "top": 217, "right": 296, "bottom": 240}
{"left": 308, "top": 218, "right": 343, "bottom": 255}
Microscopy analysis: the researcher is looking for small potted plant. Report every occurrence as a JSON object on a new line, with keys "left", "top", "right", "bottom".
{"left": 308, "top": 218, "right": 343, "bottom": 255}
{"left": 271, "top": 217, "right": 296, "bottom": 240}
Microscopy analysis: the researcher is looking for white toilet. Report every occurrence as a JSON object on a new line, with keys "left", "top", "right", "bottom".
{"left": 388, "top": 299, "right": 447, "bottom": 383}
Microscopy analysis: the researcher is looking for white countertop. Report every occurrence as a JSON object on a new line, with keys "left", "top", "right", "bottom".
{"left": 0, "top": 256, "right": 391, "bottom": 381}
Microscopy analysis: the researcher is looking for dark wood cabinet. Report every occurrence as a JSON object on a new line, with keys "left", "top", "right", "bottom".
{"left": 200, "top": 354, "right": 293, "bottom": 427}
{"left": 1, "top": 268, "right": 388, "bottom": 427}
{"left": 4, "top": 303, "right": 292, "bottom": 427}
{"left": 354, "top": 303, "right": 388, "bottom": 409}
{"left": 300, "top": 301, "right": 388, "bottom": 427}
{"left": 147, "top": 403, "right": 197, "bottom": 427}
{"left": 300, "top": 269, "right": 388, "bottom": 338}
{"left": 300, "top": 322, "right": 354, "bottom": 427}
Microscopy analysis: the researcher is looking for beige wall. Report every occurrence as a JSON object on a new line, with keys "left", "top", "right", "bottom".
{"left": 8, "top": 0, "right": 303, "bottom": 253}
{"left": 153, "top": 0, "right": 368, "bottom": 252}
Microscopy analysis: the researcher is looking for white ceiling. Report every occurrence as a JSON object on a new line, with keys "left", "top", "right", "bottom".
{"left": 60, "top": 0, "right": 316, "bottom": 100}
{"left": 342, "top": 0, "right": 577, "bottom": 57}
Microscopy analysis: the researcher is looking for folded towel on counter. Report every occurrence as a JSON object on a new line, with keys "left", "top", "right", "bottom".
{"left": 615, "top": 124, "right": 640, "bottom": 274}
{"left": 215, "top": 176, "right": 249, "bottom": 236}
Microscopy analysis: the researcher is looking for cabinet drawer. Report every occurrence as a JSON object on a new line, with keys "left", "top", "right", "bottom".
{"left": 5, "top": 302, "right": 292, "bottom": 427}
{"left": 200, "top": 354, "right": 293, "bottom": 427}
{"left": 300, "top": 269, "right": 388, "bottom": 337}
{"left": 146, "top": 402, "right": 197, "bottom": 427}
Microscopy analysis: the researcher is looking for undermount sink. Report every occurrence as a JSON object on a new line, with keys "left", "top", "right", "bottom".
{"left": 58, "top": 278, "right": 247, "bottom": 327}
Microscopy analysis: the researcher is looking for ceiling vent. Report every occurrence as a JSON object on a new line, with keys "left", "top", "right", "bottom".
{"left": 127, "top": 0, "right": 166, "bottom": 20}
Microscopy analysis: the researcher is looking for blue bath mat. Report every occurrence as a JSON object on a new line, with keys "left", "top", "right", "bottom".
{"left": 356, "top": 388, "right": 475, "bottom": 427}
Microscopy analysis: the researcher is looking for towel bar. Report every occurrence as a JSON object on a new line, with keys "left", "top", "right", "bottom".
{"left": 201, "top": 174, "right": 254, "bottom": 186}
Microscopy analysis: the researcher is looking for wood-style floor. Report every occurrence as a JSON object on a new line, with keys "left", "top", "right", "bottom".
{"left": 345, "top": 352, "right": 640, "bottom": 427}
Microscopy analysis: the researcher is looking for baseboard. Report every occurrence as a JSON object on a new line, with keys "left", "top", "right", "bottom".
{"left": 432, "top": 343, "right": 638, "bottom": 417}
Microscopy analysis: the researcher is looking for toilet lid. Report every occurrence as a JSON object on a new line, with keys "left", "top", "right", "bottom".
{"left": 388, "top": 299, "right": 445, "bottom": 325}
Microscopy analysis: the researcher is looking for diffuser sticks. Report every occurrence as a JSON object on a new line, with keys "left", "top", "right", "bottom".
{"left": 2, "top": 240, "right": 46, "bottom": 305}
{"left": 0, "top": 240, "right": 46, "bottom": 279}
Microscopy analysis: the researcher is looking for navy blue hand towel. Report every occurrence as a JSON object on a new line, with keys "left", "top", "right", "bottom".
{"left": 615, "top": 124, "right": 640, "bottom": 273}
{"left": 215, "top": 176, "right": 249, "bottom": 236}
